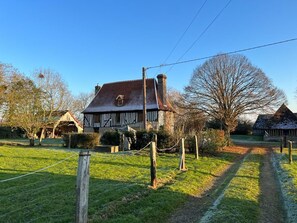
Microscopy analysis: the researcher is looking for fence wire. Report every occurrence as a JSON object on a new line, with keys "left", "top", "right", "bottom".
{"left": 0, "top": 150, "right": 78, "bottom": 223}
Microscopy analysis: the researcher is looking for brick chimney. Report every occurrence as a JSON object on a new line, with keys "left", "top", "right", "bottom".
{"left": 95, "top": 84, "right": 101, "bottom": 95}
{"left": 157, "top": 74, "right": 167, "bottom": 106}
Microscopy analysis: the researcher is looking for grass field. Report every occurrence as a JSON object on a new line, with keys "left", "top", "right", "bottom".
{"left": 0, "top": 144, "right": 245, "bottom": 223}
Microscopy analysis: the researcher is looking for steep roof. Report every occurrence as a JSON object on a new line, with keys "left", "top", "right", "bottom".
{"left": 49, "top": 110, "right": 82, "bottom": 128}
{"left": 253, "top": 104, "right": 297, "bottom": 130}
{"left": 83, "top": 78, "right": 174, "bottom": 113}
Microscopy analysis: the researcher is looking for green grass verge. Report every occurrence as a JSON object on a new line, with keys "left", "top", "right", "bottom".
{"left": 0, "top": 145, "right": 242, "bottom": 223}
{"left": 273, "top": 148, "right": 297, "bottom": 222}
{"left": 204, "top": 149, "right": 262, "bottom": 223}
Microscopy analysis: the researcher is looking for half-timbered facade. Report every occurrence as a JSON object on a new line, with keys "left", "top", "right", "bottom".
{"left": 83, "top": 74, "right": 175, "bottom": 133}
{"left": 253, "top": 104, "right": 297, "bottom": 141}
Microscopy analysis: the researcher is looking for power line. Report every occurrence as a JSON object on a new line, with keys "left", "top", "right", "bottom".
{"left": 166, "top": 0, "right": 232, "bottom": 73}
{"left": 146, "top": 37, "right": 297, "bottom": 70}
{"left": 162, "top": 0, "right": 209, "bottom": 64}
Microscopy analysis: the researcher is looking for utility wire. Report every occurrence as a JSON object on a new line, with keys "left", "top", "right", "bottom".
{"left": 166, "top": 0, "right": 232, "bottom": 73}
{"left": 162, "top": 0, "right": 209, "bottom": 64}
{"left": 146, "top": 37, "right": 297, "bottom": 70}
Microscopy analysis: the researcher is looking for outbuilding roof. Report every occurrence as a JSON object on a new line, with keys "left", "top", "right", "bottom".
{"left": 253, "top": 104, "right": 297, "bottom": 130}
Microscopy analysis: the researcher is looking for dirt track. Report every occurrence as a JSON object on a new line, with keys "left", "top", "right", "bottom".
{"left": 168, "top": 146, "right": 287, "bottom": 223}
{"left": 259, "top": 148, "right": 286, "bottom": 223}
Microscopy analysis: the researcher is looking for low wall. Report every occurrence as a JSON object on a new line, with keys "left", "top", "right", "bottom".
{"left": 94, "top": 145, "right": 119, "bottom": 153}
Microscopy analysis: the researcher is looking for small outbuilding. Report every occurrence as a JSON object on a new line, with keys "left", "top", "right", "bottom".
{"left": 253, "top": 104, "right": 297, "bottom": 141}
{"left": 40, "top": 110, "right": 83, "bottom": 138}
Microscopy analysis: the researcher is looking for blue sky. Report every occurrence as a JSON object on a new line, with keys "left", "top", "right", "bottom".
{"left": 0, "top": 0, "right": 297, "bottom": 112}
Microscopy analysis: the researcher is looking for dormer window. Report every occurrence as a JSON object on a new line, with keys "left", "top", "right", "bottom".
{"left": 116, "top": 95, "right": 125, "bottom": 106}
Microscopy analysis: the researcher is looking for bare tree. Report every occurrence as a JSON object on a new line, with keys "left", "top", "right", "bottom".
{"left": 69, "top": 91, "right": 94, "bottom": 122}
{"left": 184, "top": 54, "right": 287, "bottom": 140}
{"left": 168, "top": 88, "right": 206, "bottom": 137}
{"left": 33, "top": 68, "right": 71, "bottom": 143}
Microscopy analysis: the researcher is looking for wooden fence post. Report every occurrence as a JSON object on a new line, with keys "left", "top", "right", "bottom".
{"left": 76, "top": 151, "right": 91, "bottom": 223}
{"left": 284, "top": 135, "right": 287, "bottom": 148}
{"left": 153, "top": 134, "right": 158, "bottom": 144}
{"left": 195, "top": 135, "right": 199, "bottom": 160}
{"left": 179, "top": 138, "right": 186, "bottom": 171}
{"left": 289, "top": 141, "right": 293, "bottom": 164}
{"left": 280, "top": 137, "right": 283, "bottom": 153}
{"left": 150, "top": 141, "right": 157, "bottom": 188}
{"left": 68, "top": 134, "right": 72, "bottom": 149}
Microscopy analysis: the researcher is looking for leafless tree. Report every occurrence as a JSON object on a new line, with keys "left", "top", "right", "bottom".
{"left": 33, "top": 68, "right": 71, "bottom": 143}
{"left": 168, "top": 88, "right": 206, "bottom": 138}
{"left": 69, "top": 92, "right": 94, "bottom": 122}
{"left": 184, "top": 54, "right": 287, "bottom": 140}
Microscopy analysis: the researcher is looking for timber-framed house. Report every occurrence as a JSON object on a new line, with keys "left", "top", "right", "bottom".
{"left": 83, "top": 74, "right": 175, "bottom": 133}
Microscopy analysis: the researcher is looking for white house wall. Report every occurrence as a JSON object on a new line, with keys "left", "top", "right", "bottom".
{"left": 84, "top": 111, "right": 158, "bottom": 128}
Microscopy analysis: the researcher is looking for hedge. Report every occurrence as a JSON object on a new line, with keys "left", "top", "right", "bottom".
{"left": 63, "top": 133, "right": 99, "bottom": 149}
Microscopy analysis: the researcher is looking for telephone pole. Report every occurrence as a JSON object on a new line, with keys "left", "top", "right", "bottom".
{"left": 142, "top": 67, "right": 147, "bottom": 130}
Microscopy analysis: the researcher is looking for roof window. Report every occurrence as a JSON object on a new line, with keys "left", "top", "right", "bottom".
{"left": 116, "top": 95, "right": 125, "bottom": 106}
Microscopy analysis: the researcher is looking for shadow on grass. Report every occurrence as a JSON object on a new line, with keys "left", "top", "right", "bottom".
{"left": 0, "top": 170, "right": 194, "bottom": 223}
{"left": 0, "top": 145, "right": 250, "bottom": 223}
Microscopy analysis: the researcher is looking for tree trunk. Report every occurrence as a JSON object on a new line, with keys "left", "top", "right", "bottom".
{"left": 29, "top": 137, "right": 35, "bottom": 146}
{"left": 39, "top": 128, "right": 45, "bottom": 146}
{"left": 225, "top": 129, "right": 231, "bottom": 146}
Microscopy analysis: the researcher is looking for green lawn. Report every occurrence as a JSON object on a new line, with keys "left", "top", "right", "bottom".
{"left": 201, "top": 148, "right": 262, "bottom": 223}
{"left": 231, "top": 134, "right": 279, "bottom": 147}
{"left": 0, "top": 138, "right": 64, "bottom": 147}
{"left": 0, "top": 145, "right": 243, "bottom": 223}
{"left": 231, "top": 135, "right": 263, "bottom": 141}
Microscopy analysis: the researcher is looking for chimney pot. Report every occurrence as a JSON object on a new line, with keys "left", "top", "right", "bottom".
{"left": 95, "top": 84, "right": 101, "bottom": 95}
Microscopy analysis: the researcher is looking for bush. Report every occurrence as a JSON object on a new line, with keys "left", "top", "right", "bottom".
{"left": 232, "top": 120, "right": 253, "bottom": 135}
{"left": 100, "top": 131, "right": 120, "bottom": 146}
{"left": 63, "top": 133, "right": 99, "bottom": 149}
{"left": 124, "top": 129, "right": 173, "bottom": 150}
{"left": 200, "top": 129, "right": 226, "bottom": 155}
{"left": 0, "top": 127, "right": 24, "bottom": 139}
{"left": 132, "top": 130, "right": 153, "bottom": 150}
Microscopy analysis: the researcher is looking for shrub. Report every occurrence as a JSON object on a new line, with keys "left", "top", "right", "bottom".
{"left": 124, "top": 129, "right": 173, "bottom": 150}
{"left": 100, "top": 131, "right": 120, "bottom": 145}
{"left": 156, "top": 130, "right": 172, "bottom": 149}
{"left": 200, "top": 129, "right": 226, "bottom": 155}
{"left": 63, "top": 133, "right": 99, "bottom": 149}
{"left": 132, "top": 130, "right": 152, "bottom": 150}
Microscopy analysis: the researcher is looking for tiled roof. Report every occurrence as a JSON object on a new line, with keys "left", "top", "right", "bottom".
{"left": 253, "top": 104, "right": 297, "bottom": 130}
{"left": 83, "top": 78, "right": 174, "bottom": 113}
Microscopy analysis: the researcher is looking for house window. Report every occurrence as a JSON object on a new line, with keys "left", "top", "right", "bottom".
{"left": 116, "top": 113, "right": 121, "bottom": 124}
{"left": 93, "top": 114, "right": 100, "bottom": 123}
{"left": 138, "top": 112, "right": 143, "bottom": 122}
{"left": 115, "top": 95, "right": 125, "bottom": 107}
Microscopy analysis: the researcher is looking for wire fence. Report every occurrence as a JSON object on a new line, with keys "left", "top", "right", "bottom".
{"left": 0, "top": 150, "right": 78, "bottom": 223}
{"left": 0, "top": 136, "right": 196, "bottom": 222}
